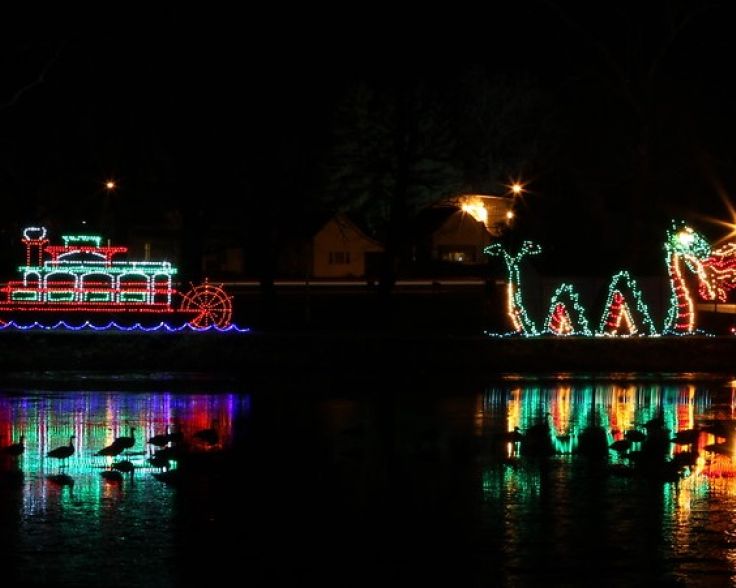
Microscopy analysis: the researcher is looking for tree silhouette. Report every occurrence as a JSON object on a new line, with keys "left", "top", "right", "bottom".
{"left": 452, "top": 67, "right": 547, "bottom": 195}
{"left": 540, "top": 1, "right": 714, "bottom": 272}
{"left": 326, "top": 79, "right": 462, "bottom": 292}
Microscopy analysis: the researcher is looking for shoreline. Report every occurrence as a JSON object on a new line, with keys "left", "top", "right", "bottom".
{"left": 1, "top": 331, "right": 736, "bottom": 384}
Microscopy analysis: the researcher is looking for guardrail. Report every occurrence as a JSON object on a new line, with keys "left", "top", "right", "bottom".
{"left": 697, "top": 303, "right": 736, "bottom": 314}
{"left": 220, "top": 279, "right": 493, "bottom": 288}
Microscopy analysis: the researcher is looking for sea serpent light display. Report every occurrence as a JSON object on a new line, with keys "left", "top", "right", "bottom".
{"left": 486, "top": 221, "right": 736, "bottom": 336}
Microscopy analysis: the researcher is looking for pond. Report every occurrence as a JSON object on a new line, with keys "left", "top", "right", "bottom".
{"left": 2, "top": 376, "right": 736, "bottom": 586}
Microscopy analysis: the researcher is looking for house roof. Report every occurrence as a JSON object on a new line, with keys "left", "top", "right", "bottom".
{"left": 315, "top": 213, "right": 383, "bottom": 248}
{"left": 412, "top": 205, "right": 462, "bottom": 237}
{"left": 277, "top": 210, "right": 382, "bottom": 247}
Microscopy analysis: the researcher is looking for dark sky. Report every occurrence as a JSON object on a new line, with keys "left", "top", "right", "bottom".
{"left": 2, "top": 2, "right": 735, "bottom": 275}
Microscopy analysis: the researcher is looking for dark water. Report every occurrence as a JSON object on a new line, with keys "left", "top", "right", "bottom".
{"left": 3, "top": 377, "right": 736, "bottom": 586}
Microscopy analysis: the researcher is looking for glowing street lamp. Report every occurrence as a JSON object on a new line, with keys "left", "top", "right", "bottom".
{"left": 102, "top": 180, "right": 118, "bottom": 245}
{"left": 511, "top": 183, "right": 523, "bottom": 196}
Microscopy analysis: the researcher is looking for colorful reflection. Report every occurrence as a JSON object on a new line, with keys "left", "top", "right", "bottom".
{"left": 481, "top": 382, "right": 718, "bottom": 459}
{"left": 478, "top": 379, "right": 736, "bottom": 584}
{"left": 0, "top": 390, "right": 250, "bottom": 511}
{"left": 310, "top": 379, "right": 736, "bottom": 585}
{"left": 0, "top": 388, "right": 252, "bottom": 586}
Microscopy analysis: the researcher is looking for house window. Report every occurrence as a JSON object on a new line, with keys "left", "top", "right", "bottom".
{"left": 437, "top": 246, "right": 476, "bottom": 263}
{"left": 329, "top": 251, "right": 351, "bottom": 264}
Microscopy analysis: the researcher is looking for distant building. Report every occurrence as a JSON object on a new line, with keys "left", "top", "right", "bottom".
{"left": 414, "top": 194, "right": 514, "bottom": 265}
{"left": 278, "top": 213, "right": 384, "bottom": 279}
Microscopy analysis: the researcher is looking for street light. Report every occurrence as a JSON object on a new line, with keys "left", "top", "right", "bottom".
{"left": 103, "top": 179, "right": 117, "bottom": 245}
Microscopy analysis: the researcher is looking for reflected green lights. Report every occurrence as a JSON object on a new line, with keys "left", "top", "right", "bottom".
{"left": 474, "top": 380, "right": 736, "bottom": 584}
{"left": 0, "top": 388, "right": 252, "bottom": 586}
{"left": 478, "top": 381, "right": 736, "bottom": 529}
{"left": 0, "top": 391, "right": 250, "bottom": 512}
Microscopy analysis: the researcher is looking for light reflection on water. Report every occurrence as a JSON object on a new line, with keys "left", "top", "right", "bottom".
{"left": 318, "top": 378, "right": 736, "bottom": 585}
{"left": 473, "top": 380, "right": 736, "bottom": 585}
{"left": 7, "top": 379, "right": 736, "bottom": 585}
{"left": 0, "top": 390, "right": 249, "bottom": 588}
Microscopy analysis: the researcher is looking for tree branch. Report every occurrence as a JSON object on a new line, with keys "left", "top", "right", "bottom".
{"left": 0, "top": 41, "right": 65, "bottom": 111}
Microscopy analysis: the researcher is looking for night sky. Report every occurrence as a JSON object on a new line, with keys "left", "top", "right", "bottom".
{"left": 2, "top": 3, "right": 735, "bottom": 277}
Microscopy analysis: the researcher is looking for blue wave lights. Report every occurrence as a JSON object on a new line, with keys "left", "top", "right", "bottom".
{"left": 0, "top": 320, "right": 250, "bottom": 332}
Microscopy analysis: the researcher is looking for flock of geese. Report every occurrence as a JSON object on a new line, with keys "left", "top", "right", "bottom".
{"left": 0, "top": 422, "right": 220, "bottom": 486}
{"left": 497, "top": 414, "right": 736, "bottom": 481}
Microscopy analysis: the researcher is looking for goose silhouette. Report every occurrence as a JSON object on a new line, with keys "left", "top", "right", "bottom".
{"left": 96, "top": 427, "right": 136, "bottom": 457}
{"left": 47, "top": 473, "right": 74, "bottom": 487}
{"left": 148, "top": 426, "right": 182, "bottom": 448}
{"left": 609, "top": 439, "right": 632, "bottom": 454}
{"left": 113, "top": 427, "right": 136, "bottom": 452}
{"left": 1, "top": 435, "right": 25, "bottom": 457}
{"left": 111, "top": 460, "right": 135, "bottom": 474}
{"left": 153, "top": 445, "right": 183, "bottom": 461}
{"left": 47, "top": 435, "right": 76, "bottom": 469}
{"left": 501, "top": 427, "right": 524, "bottom": 443}
{"left": 147, "top": 454, "right": 171, "bottom": 470}
{"left": 100, "top": 470, "right": 123, "bottom": 483}
{"left": 671, "top": 429, "right": 700, "bottom": 445}
{"left": 148, "top": 426, "right": 171, "bottom": 448}
{"left": 153, "top": 469, "right": 181, "bottom": 486}
{"left": 624, "top": 429, "right": 647, "bottom": 443}
{"left": 193, "top": 421, "right": 219, "bottom": 447}
{"left": 96, "top": 442, "right": 125, "bottom": 457}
